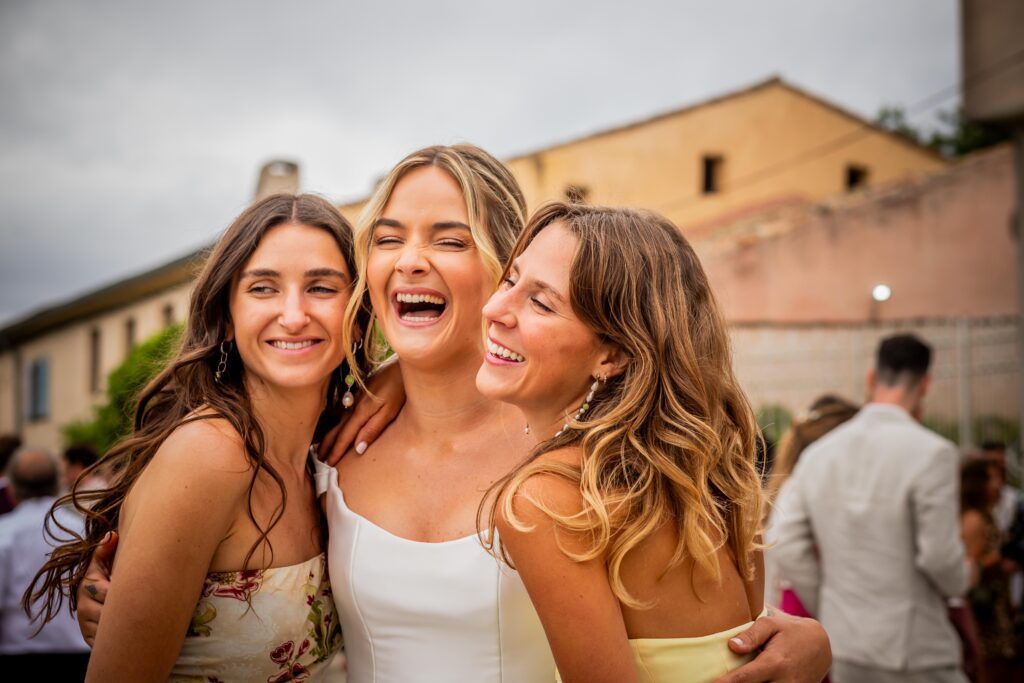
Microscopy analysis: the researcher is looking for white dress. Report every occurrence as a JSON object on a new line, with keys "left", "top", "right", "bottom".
{"left": 314, "top": 458, "right": 556, "bottom": 683}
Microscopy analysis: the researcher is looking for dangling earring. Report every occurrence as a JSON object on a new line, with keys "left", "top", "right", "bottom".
{"left": 342, "top": 373, "right": 356, "bottom": 408}
{"left": 341, "top": 340, "right": 362, "bottom": 408}
{"left": 214, "top": 340, "right": 231, "bottom": 384}
{"left": 554, "top": 374, "right": 605, "bottom": 438}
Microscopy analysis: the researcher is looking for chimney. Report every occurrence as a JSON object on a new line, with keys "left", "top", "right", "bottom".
{"left": 254, "top": 160, "right": 300, "bottom": 200}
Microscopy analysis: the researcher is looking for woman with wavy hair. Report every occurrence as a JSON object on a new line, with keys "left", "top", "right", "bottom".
{"left": 477, "top": 202, "right": 770, "bottom": 682}
{"left": 26, "top": 194, "right": 367, "bottom": 681}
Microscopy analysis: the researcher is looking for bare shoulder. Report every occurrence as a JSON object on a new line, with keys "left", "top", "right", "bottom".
{"left": 142, "top": 415, "right": 253, "bottom": 499}
{"left": 961, "top": 509, "right": 987, "bottom": 535}
{"left": 499, "top": 446, "right": 586, "bottom": 533}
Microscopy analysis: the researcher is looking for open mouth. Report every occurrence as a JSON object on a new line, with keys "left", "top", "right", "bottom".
{"left": 487, "top": 338, "right": 525, "bottom": 363}
{"left": 393, "top": 291, "right": 448, "bottom": 323}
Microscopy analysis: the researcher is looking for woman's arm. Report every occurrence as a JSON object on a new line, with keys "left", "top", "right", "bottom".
{"left": 86, "top": 420, "right": 250, "bottom": 682}
{"left": 496, "top": 470, "right": 638, "bottom": 683}
{"left": 961, "top": 510, "right": 1000, "bottom": 569}
{"left": 75, "top": 531, "right": 118, "bottom": 647}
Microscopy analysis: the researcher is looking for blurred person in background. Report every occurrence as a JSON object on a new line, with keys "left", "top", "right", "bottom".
{"left": 980, "top": 441, "right": 1024, "bottom": 617}
{"left": 960, "top": 457, "right": 1017, "bottom": 682}
{"left": 981, "top": 441, "right": 1021, "bottom": 547}
{"left": 0, "top": 435, "right": 22, "bottom": 515}
{"left": 60, "top": 445, "right": 106, "bottom": 494}
{"left": 764, "top": 395, "right": 859, "bottom": 614}
{"left": 773, "top": 333, "right": 969, "bottom": 683}
{"left": 0, "top": 447, "right": 89, "bottom": 678}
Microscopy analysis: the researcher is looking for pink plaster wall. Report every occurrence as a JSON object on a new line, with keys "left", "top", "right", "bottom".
{"left": 697, "top": 144, "right": 1017, "bottom": 323}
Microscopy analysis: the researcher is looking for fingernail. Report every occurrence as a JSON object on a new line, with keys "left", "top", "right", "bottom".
{"left": 730, "top": 637, "right": 744, "bottom": 648}
{"left": 356, "top": 441, "right": 367, "bottom": 455}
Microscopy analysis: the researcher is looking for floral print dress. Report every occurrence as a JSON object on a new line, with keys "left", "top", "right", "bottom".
{"left": 170, "top": 553, "right": 342, "bottom": 682}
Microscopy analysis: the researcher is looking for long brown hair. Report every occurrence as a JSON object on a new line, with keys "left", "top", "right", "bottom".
{"left": 25, "top": 193, "right": 367, "bottom": 624}
{"left": 343, "top": 144, "right": 526, "bottom": 377}
{"left": 765, "top": 395, "right": 859, "bottom": 502}
{"left": 482, "top": 202, "right": 765, "bottom": 607}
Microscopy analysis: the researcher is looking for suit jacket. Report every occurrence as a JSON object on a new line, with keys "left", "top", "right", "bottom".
{"left": 773, "top": 403, "right": 969, "bottom": 671}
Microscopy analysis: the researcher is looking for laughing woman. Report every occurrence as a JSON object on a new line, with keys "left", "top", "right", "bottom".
{"left": 26, "top": 195, "right": 364, "bottom": 681}
{"left": 477, "top": 203, "right": 772, "bottom": 682}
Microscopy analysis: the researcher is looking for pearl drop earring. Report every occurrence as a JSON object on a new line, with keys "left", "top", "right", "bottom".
{"left": 554, "top": 375, "right": 604, "bottom": 438}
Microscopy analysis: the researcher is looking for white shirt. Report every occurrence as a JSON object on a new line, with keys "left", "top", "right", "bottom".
{"left": 0, "top": 497, "right": 89, "bottom": 653}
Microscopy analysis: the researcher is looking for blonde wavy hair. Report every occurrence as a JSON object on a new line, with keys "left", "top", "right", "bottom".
{"left": 343, "top": 144, "right": 526, "bottom": 379}
{"left": 482, "top": 202, "right": 765, "bottom": 607}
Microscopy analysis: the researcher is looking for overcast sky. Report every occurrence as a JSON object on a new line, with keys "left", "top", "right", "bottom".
{"left": 0, "top": 0, "right": 959, "bottom": 324}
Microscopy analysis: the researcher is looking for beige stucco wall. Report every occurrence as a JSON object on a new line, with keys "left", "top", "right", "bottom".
{"left": 699, "top": 145, "right": 1016, "bottom": 323}
{"left": 503, "top": 81, "right": 946, "bottom": 229}
{"left": 3, "top": 284, "right": 193, "bottom": 452}
{"left": 0, "top": 352, "right": 16, "bottom": 434}
{"left": 338, "top": 81, "right": 946, "bottom": 232}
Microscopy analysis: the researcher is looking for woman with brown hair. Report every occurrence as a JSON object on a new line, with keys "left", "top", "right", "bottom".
{"left": 476, "top": 202, "right": 784, "bottom": 681}
{"left": 961, "top": 457, "right": 1017, "bottom": 682}
{"left": 26, "top": 194, "right": 366, "bottom": 681}
{"left": 764, "top": 396, "right": 859, "bottom": 613}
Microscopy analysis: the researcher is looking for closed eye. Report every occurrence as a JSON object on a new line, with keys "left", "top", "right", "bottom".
{"left": 531, "top": 298, "right": 552, "bottom": 313}
{"left": 374, "top": 235, "right": 402, "bottom": 247}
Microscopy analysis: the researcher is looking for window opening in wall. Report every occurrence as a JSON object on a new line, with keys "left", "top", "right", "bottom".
{"left": 564, "top": 184, "right": 590, "bottom": 204}
{"left": 125, "top": 317, "right": 136, "bottom": 356}
{"left": 27, "top": 358, "right": 50, "bottom": 422}
{"left": 846, "top": 164, "right": 869, "bottom": 191}
{"left": 90, "top": 328, "right": 101, "bottom": 394}
{"left": 702, "top": 155, "right": 723, "bottom": 195}
{"left": 163, "top": 303, "right": 175, "bottom": 327}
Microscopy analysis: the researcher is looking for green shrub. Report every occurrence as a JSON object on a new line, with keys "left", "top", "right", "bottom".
{"left": 63, "top": 324, "right": 183, "bottom": 454}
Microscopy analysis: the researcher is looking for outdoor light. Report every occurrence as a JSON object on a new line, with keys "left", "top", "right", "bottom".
{"left": 872, "top": 284, "right": 892, "bottom": 302}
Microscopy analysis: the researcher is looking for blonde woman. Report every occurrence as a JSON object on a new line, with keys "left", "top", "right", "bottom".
{"left": 477, "top": 203, "right": 799, "bottom": 682}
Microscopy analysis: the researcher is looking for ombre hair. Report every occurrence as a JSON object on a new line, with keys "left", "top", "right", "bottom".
{"left": 26, "top": 194, "right": 367, "bottom": 625}
{"left": 482, "top": 202, "right": 765, "bottom": 607}
{"left": 343, "top": 144, "right": 526, "bottom": 378}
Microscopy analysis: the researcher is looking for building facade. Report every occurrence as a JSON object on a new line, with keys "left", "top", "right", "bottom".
{"left": 0, "top": 78, "right": 963, "bottom": 451}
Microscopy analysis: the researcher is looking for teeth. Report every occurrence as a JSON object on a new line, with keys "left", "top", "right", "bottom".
{"left": 270, "top": 340, "right": 317, "bottom": 350}
{"left": 396, "top": 292, "right": 446, "bottom": 305}
{"left": 487, "top": 340, "right": 525, "bottom": 362}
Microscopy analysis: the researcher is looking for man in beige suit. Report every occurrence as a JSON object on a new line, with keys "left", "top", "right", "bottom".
{"left": 773, "top": 334, "right": 969, "bottom": 683}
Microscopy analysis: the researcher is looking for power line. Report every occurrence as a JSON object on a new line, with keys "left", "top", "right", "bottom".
{"left": 656, "top": 47, "right": 1024, "bottom": 215}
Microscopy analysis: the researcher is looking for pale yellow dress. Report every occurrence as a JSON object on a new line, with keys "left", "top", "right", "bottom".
{"left": 169, "top": 553, "right": 342, "bottom": 682}
{"left": 556, "top": 612, "right": 763, "bottom": 683}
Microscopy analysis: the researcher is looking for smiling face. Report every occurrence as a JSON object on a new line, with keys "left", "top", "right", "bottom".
{"left": 476, "top": 222, "right": 617, "bottom": 419}
{"left": 366, "top": 165, "right": 494, "bottom": 366}
{"left": 228, "top": 222, "right": 352, "bottom": 394}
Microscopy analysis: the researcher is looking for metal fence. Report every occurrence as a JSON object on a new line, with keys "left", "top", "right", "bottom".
{"left": 731, "top": 316, "right": 1021, "bottom": 452}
